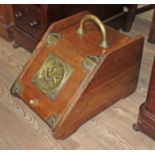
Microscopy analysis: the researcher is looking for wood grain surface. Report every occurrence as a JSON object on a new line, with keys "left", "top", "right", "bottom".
{"left": 0, "top": 10, "right": 155, "bottom": 149}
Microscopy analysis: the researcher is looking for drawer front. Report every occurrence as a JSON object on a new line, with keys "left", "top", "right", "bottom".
{"left": 13, "top": 26, "right": 39, "bottom": 52}
{"left": 13, "top": 5, "right": 44, "bottom": 39}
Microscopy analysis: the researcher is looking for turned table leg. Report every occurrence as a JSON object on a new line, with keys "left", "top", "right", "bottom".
{"left": 123, "top": 4, "right": 137, "bottom": 32}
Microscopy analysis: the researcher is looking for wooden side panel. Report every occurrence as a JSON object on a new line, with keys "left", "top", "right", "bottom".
{"left": 0, "top": 4, "right": 14, "bottom": 25}
{"left": 54, "top": 36, "right": 144, "bottom": 139}
{"left": 13, "top": 27, "right": 38, "bottom": 51}
{"left": 0, "top": 4, "right": 14, "bottom": 41}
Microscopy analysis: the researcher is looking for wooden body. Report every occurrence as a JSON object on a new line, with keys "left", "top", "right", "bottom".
{"left": 0, "top": 4, "right": 14, "bottom": 41}
{"left": 12, "top": 4, "right": 125, "bottom": 52}
{"left": 11, "top": 12, "right": 144, "bottom": 139}
{"left": 134, "top": 57, "right": 155, "bottom": 139}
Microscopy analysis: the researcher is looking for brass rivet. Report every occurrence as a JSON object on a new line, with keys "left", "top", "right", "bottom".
{"left": 29, "top": 99, "right": 39, "bottom": 106}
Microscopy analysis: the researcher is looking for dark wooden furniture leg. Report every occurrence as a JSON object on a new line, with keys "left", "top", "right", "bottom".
{"left": 123, "top": 4, "right": 154, "bottom": 32}
{"left": 148, "top": 7, "right": 155, "bottom": 43}
{"left": 123, "top": 4, "right": 137, "bottom": 32}
{"left": 134, "top": 57, "right": 155, "bottom": 139}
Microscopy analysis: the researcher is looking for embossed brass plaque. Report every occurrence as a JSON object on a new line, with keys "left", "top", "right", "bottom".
{"left": 32, "top": 54, "right": 74, "bottom": 100}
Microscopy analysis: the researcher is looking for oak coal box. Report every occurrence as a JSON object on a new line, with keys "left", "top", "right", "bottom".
{"left": 11, "top": 12, "right": 144, "bottom": 139}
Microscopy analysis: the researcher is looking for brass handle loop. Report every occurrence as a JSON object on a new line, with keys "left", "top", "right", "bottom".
{"left": 77, "top": 14, "right": 109, "bottom": 48}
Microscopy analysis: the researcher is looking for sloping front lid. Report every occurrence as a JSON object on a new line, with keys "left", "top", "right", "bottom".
{"left": 12, "top": 32, "right": 106, "bottom": 129}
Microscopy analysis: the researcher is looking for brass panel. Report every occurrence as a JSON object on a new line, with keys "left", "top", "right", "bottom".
{"left": 32, "top": 54, "right": 74, "bottom": 100}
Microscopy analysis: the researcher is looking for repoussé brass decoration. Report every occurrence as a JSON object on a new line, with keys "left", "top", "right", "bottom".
{"left": 46, "top": 32, "right": 61, "bottom": 47}
{"left": 32, "top": 54, "right": 74, "bottom": 100}
{"left": 45, "top": 114, "right": 60, "bottom": 130}
{"left": 11, "top": 80, "right": 22, "bottom": 96}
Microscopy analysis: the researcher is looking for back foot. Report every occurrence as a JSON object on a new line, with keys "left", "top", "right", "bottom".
{"left": 13, "top": 42, "right": 20, "bottom": 48}
{"left": 133, "top": 123, "right": 140, "bottom": 131}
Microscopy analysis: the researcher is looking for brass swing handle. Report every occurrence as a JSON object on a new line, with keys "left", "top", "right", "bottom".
{"left": 76, "top": 14, "right": 109, "bottom": 48}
